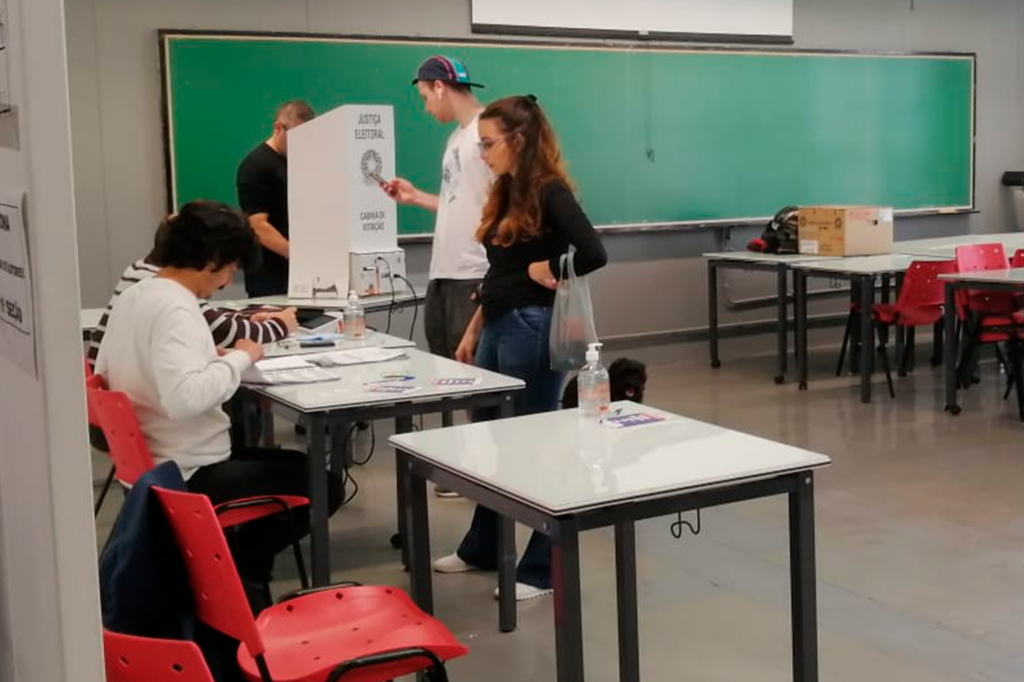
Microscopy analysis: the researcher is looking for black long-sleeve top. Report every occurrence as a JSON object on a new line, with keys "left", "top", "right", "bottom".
{"left": 480, "top": 181, "right": 608, "bottom": 321}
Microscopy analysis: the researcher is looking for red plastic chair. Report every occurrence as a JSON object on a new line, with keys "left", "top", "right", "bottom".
{"left": 953, "top": 244, "right": 1022, "bottom": 389}
{"left": 153, "top": 486, "right": 468, "bottom": 682}
{"left": 955, "top": 243, "right": 1014, "bottom": 315}
{"left": 869, "top": 259, "right": 958, "bottom": 398}
{"left": 87, "top": 382, "right": 312, "bottom": 587}
{"left": 104, "top": 630, "right": 215, "bottom": 682}
{"left": 85, "top": 360, "right": 117, "bottom": 518}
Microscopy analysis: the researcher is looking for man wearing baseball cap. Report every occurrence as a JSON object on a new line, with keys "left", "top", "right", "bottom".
{"left": 383, "top": 57, "right": 491, "bottom": 497}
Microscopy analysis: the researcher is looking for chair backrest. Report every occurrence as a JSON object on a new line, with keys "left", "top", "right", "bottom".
{"left": 1011, "top": 248, "right": 1024, "bottom": 269}
{"left": 896, "top": 259, "right": 959, "bottom": 310}
{"left": 104, "top": 630, "right": 215, "bottom": 682}
{"left": 955, "top": 242, "right": 1008, "bottom": 272}
{"left": 86, "top": 385, "right": 155, "bottom": 484}
{"left": 152, "top": 486, "right": 266, "bottom": 659}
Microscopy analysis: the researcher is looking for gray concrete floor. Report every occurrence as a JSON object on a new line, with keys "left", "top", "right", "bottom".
{"left": 94, "top": 332, "right": 1024, "bottom": 681}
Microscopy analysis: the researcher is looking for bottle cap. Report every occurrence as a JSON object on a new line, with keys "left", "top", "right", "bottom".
{"left": 586, "top": 342, "right": 602, "bottom": 363}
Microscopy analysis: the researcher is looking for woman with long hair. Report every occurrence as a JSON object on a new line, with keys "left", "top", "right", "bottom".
{"left": 433, "top": 95, "right": 608, "bottom": 601}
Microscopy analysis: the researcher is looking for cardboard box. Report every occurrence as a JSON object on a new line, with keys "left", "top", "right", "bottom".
{"left": 798, "top": 206, "right": 894, "bottom": 257}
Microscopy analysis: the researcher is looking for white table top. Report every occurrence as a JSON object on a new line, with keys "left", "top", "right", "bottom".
{"left": 262, "top": 330, "right": 415, "bottom": 359}
{"left": 703, "top": 251, "right": 837, "bottom": 264}
{"left": 894, "top": 232, "right": 1024, "bottom": 258}
{"left": 80, "top": 308, "right": 104, "bottom": 331}
{"left": 939, "top": 267, "right": 1024, "bottom": 285}
{"left": 790, "top": 253, "right": 951, "bottom": 275}
{"left": 390, "top": 402, "right": 831, "bottom": 514}
{"left": 251, "top": 348, "right": 524, "bottom": 413}
{"left": 218, "top": 289, "right": 423, "bottom": 313}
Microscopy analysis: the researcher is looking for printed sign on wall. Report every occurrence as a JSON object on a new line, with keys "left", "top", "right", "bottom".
{"left": 0, "top": 186, "right": 35, "bottom": 376}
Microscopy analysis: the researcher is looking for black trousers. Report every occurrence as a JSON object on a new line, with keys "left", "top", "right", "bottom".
{"left": 188, "top": 447, "right": 343, "bottom": 583}
{"left": 424, "top": 279, "right": 482, "bottom": 359}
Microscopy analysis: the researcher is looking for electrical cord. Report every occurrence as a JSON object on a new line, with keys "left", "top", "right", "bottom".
{"left": 375, "top": 256, "right": 398, "bottom": 336}
{"left": 393, "top": 274, "right": 419, "bottom": 341}
{"left": 670, "top": 509, "right": 702, "bottom": 539}
{"left": 350, "top": 421, "right": 376, "bottom": 466}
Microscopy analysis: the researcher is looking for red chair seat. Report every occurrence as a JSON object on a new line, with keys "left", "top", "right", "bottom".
{"left": 871, "top": 303, "right": 943, "bottom": 327}
{"left": 238, "top": 586, "right": 469, "bottom": 682}
{"left": 215, "top": 495, "right": 310, "bottom": 529}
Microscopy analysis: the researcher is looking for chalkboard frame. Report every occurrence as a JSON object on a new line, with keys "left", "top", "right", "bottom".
{"left": 158, "top": 29, "right": 977, "bottom": 241}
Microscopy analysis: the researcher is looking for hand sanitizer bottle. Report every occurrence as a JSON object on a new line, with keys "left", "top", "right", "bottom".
{"left": 578, "top": 342, "right": 611, "bottom": 421}
{"left": 343, "top": 290, "right": 366, "bottom": 342}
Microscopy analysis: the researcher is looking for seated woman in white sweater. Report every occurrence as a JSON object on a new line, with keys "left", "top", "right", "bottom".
{"left": 96, "top": 201, "right": 342, "bottom": 608}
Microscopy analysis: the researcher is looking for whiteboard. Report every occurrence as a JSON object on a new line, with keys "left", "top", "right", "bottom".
{"left": 471, "top": 0, "right": 793, "bottom": 40}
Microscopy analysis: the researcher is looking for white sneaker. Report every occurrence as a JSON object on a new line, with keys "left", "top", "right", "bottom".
{"left": 433, "top": 553, "right": 479, "bottom": 574}
{"left": 493, "top": 582, "right": 554, "bottom": 602}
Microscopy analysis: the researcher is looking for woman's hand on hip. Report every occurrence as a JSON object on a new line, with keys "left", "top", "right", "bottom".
{"left": 528, "top": 260, "right": 558, "bottom": 290}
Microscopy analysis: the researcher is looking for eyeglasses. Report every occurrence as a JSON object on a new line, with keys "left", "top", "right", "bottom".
{"left": 478, "top": 137, "right": 506, "bottom": 154}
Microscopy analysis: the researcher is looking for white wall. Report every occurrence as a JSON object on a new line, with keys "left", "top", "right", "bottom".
{"left": 0, "top": 0, "right": 104, "bottom": 681}
{"left": 66, "top": 0, "right": 1024, "bottom": 342}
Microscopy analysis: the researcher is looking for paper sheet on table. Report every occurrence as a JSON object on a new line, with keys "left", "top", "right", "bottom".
{"left": 305, "top": 347, "right": 407, "bottom": 367}
{"left": 242, "top": 356, "right": 336, "bottom": 385}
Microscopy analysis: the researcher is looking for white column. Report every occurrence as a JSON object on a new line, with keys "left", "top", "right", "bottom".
{"left": 0, "top": 0, "right": 104, "bottom": 679}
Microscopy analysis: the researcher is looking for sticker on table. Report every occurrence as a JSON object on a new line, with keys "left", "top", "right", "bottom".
{"left": 365, "top": 383, "right": 421, "bottom": 395}
{"left": 604, "top": 412, "right": 666, "bottom": 429}
{"left": 433, "top": 377, "right": 483, "bottom": 387}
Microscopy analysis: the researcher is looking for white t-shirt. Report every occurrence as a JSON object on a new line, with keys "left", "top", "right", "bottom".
{"left": 429, "top": 115, "right": 491, "bottom": 281}
{"left": 95, "top": 277, "right": 253, "bottom": 480}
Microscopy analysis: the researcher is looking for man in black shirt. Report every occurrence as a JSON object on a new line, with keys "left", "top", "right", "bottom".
{"left": 236, "top": 100, "right": 316, "bottom": 296}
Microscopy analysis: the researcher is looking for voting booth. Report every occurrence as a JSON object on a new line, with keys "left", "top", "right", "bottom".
{"left": 287, "top": 104, "right": 405, "bottom": 299}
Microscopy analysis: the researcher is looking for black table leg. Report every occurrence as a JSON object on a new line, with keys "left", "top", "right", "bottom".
{"left": 308, "top": 413, "right": 330, "bottom": 586}
{"left": 776, "top": 266, "right": 788, "bottom": 384}
{"left": 261, "top": 398, "right": 275, "bottom": 447}
{"left": 709, "top": 261, "right": 721, "bottom": 369}
{"left": 497, "top": 393, "right": 518, "bottom": 633}
{"left": 498, "top": 516, "right": 516, "bottom": 633}
{"left": 789, "top": 472, "right": 819, "bottom": 682}
{"left": 944, "top": 284, "right": 960, "bottom": 414}
{"left": 403, "top": 452, "right": 433, "bottom": 614}
{"left": 849, "top": 282, "right": 861, "bottom": 375}
{"left": 553, "top": 521, "right": 584, "bottom": 682}
{"left": 893, "top": 273, "right": 905, "bottom": 374}
{"left": 395, "top": 415, "right": 414, "bottom": 566}
{"left": 615, "top": 522, "right": 640, "bottom": 682}
{"left": 796, "top": 270, "right": 809, "bottom": 391}
{"left": 859, "top": 275, "right": 875, "bottom": 404}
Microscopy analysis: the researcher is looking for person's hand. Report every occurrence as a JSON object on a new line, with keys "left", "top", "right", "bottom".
{"left": 455, "top": 330, "right": 479, "bottom": 365}
{"left": 266, "top": 307, "right": 298, "bottom": 333}
{"left": 234, "top": 339, "right": 264, "bottom": 363}
{"left": 383, "top": 178, "right": 419, "bottom": 205}
{"left": 528, "top": 261, "right": 558, "bottom": 290}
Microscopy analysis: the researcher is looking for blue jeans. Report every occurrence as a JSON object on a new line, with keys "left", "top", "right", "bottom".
{"left": 456, "top": 306, "right": 564, "bottom": 588}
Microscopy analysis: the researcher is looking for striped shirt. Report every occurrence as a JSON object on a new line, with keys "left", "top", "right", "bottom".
{"left": 86, "top": 258, "right": 289, "bottom": 368}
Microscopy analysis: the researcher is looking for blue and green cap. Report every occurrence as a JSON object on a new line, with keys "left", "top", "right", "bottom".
{"left": 412, "top": 56, "right": 484, "bottom": 89}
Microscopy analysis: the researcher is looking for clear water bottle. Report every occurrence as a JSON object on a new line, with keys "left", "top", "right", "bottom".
{"left": 342, "top": 290, "right": 366, "bottom": 342}
{"left": 578, "top": 342, "right": 611, "bottom": 421}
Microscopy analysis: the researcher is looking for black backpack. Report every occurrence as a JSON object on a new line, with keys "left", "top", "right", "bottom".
{"left": 760, "top": 205, "right": 800, "bottom": 254}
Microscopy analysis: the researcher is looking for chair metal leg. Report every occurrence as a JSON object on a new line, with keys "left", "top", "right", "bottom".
{"left": 836, "top": 312, "right": 853, "bottom": 377}
{"left": 94, "top": 464, "right": 116, "bottom": 518}
{"left": 1008, "top": 341, "right": 1024, "bottom": 421}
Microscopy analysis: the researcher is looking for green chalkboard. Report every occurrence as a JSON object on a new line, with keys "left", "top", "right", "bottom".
{"left": 161, "top": 32, "right": 975, "bottom": 236}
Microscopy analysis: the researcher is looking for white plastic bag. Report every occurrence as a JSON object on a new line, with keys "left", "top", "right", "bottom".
{"left": 549, "top": 248, "right": 598, "bottom": 372}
